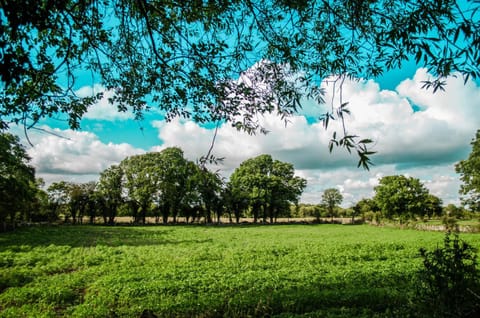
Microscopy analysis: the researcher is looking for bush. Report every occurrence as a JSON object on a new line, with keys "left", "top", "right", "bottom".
{"left": 415, "top": 232, "right": 480, "bottom": 317}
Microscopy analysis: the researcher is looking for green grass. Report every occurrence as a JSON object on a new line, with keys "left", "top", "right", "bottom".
{"left": 0, "top": 224, "right": 479, "bottom": 317}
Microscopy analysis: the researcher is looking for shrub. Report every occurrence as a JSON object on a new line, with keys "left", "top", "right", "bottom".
{"left": 415, "top": 232, "right": 480, "bottom": 317}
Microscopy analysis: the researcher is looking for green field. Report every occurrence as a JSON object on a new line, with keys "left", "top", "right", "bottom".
{"left": 0, "top": 224, "right": 479, "bottom": 317}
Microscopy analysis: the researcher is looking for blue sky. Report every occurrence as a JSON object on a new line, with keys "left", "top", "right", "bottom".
{"left": 10, "top": 57, "right": 480, "bottom": 207}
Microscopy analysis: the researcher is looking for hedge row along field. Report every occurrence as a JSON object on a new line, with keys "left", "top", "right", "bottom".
{"left": 1, "top": 225, "right": 479, "bottom": 317}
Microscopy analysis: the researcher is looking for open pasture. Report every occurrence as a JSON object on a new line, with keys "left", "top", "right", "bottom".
{"left": 0, "top": 224, "right": 479, "bottom": 317}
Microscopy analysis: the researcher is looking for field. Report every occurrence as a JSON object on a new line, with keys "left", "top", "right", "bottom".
{"left": 0, "top": 224, "right": 479, "bottom": 317}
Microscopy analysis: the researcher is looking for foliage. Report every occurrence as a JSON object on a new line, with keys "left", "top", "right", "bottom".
{"left": 424, "top": 194, "right": 443, "bottom": 219}
{"left": 229, "top": 154, "right": 306, "bottom": 223}
{"left": 373, "top": 175, "right": 430, "bottom": 220}
{"left": 119, "top": 147, "right": 202, "bottom": 224}
{"left": 97, "top": 165, "right": 123, "bottom": 224}
{"left": 444, "top": 203, "right": 466, "bottom": 219}
{"left": 195, "top": 167, "right": 224, "bottom": 224}
{"left": 2, "top": 225, "right": 478, "bottom": 317}
{"left": 46, "top": 181, "right": 98, "bottom": 224}
{"left": 354, "top": 198, "right": 379, "bottom": 221}
{"left": 321, "top": 188, "right": 343, "bottom": 221}
{"left": 0, "top": 133, "right": 37, "bottom": 229}
{"left": 456, "top": 129, "right": 480, "bottom": 212}
{"left": 2, "top": 1, "right": 480, "bottom": 166}
{"left": 416, "top": 232, "right": 480, "bottom": 317}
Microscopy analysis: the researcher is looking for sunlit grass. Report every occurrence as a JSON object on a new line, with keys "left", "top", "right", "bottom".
{"left": 1, "top": 225, "right": 479, "bottom": 317}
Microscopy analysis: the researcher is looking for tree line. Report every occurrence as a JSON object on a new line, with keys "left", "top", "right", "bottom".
{"left": 1, "top": 135, "right": 308, "bottom": 228}
{"left": 2, "top": 130, "right": 480, "bottom": 230}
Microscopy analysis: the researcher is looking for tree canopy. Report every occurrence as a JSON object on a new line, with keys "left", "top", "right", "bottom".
{"left": 1, "top": 0, "right": 479, "bottom": 165}
{"left": 373, "top": 175, "right": 431, "bottom": 219}
{"left": 0, "top": 132, "right": 37, "bottom": 228}
{"left": 455, "top": 129, "right": 480, "bottom": 212}
{"left": 321, "top": 188, "right": 343, "bottom": 220}
{"left": 229, "top": 154, "right": 306, "bottom": 223}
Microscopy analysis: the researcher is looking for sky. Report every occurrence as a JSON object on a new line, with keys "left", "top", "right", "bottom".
{"left": 9, "top": 63, "right": 480, "bottom": 207}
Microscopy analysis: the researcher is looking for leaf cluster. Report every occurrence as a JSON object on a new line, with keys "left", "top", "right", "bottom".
{"left": 2, "top": 0, "right": 480, "bottom": 167}
{"left": 416, "top": 232, "right": 480, "bottom": 317}
{"left": 455, "top": 129, "right": 480, "bottom": 212}
{"left": 373, "top": 175, "right": 432, "bottom": 219}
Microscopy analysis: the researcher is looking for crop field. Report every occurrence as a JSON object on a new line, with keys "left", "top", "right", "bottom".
{"left": 0, "top": 224, "right": 479, "bottom": 317}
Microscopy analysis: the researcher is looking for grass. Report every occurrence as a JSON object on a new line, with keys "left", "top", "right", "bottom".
{"left": 0, "top": 224, "right": 479, "bottom": 317}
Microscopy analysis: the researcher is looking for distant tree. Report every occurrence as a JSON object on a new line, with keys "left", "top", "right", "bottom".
{"left": 196, "top": 167, "right": 224, "bottom": 224}
{"left": 29, "top": 179, "right": 53, "bottom": 222}
{"left": 223, "top": 181, "right": 249, "bottom": 224}
{"left": 47, "top": 181, "right": 72, "bottom": 222}
{"left": 97, "top": 165, "right": 124, "bottom": 225}
{"left": 373, "top": 175, "right": 429, "bottom": 220}
{"left": 455, "top": 130, "right": 480, "bottom": 213}
{"left": 424, "top": 194, "right": 443, "bottom": 219}
{"left": 269, "top": 160, "right": 307, "bottom": 222}
{"left": 120, "top": 148, "right": 196, "bottom": 224}
{"left": 321, "top": 188, "right": 343, "bottom": 222}
{"left": 444, "top": 203, "right": 465, "bottom": 219}
{"left": 82, "top": 181, "right": 98, "bottom": 224}
{"left": 54, "top": 181, "right": 98, "bottom": 224}
{"left": 152, "top": 148, "right": 195, "bottom": 224}
{"left": 354, "top": 198, "right": 379, "bottom": 222}
{"left": 295, "top": 203, "right": 316, "bottom": 219}
{"left": 0, "top": 133, "right": 37, "bottom": 230}
{"left": 120, "top": 153, "right": 158, "bottom": 223}
{"left": 229, "top": 154, "right": 306, "bottom": 223}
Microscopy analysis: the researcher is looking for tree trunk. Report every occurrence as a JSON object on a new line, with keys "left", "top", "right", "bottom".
{"left": 141, "top": 203, "right": 147, "bottom": 224}
{"left": 108, "top": 204, "right": 115, "bottom": 225}
{"left": 162, "top": 204, "right": 169, "bottom": 224}
{"left": 252, "top": 203, "right": 259, "bottom": 223}
{"left": 269, "top": 204, "right": 274, "bottom": 223}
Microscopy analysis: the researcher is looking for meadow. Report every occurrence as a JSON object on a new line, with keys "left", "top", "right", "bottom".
{"left": 0, "top": 224, "right": 479, "bottom": 317}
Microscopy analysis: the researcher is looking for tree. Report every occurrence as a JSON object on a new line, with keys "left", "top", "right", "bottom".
{"left": 424, "top": 194, "right": 443, "bottom": 219}
{"left": 2, "top": 1, "right": 479, "bottom": 166}
{"left": 223, "top": 180, "right": 249, "bottom": 224}
{"left": 455, "top": 130, "right": 480, "bottom": 213}
{"left": 29, "top": 179, "right": 53, "bottom": 222}
{"left": 354, "top": 198, "right": 379, "bottom": 222}
{"left": 97, "top": 165, "right": 124, "bottom": 225}
{"left": 321, "top": 188, "right": 343, "bottom": 222}
{"left": 119, "top": 147, "right": 196, "bottom": 224}
{"left": 444, "top": 203, "right": 465, "bottom": 219}
{"left": 47, "top": 181, "right": 72, "bottom": 222}
{"left": 373, "top": 175, "right": 430, "bottom": 220}
{"left": 120, "top": 153, "right": 158, "bottom": 223}
{"left": 229, "top": 154, "right": 306, "bottom": 223}
{"left": 196, "top": 167, "right": 224, "bottom": 224}
{"left": 152, "top": 148, "right": 196, "bottom": 224}
{"left": 0, "top": 133, "right": 37, "bottom": 230}
{"left": 81, "top": 181, "right": 98, "bottom": 224}
{"left": 46, "top": 181, "right": 98, "bottom": 224}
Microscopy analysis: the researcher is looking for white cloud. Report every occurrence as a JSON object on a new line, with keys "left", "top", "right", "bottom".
{"left": 8, "top": 68, "right": 476, "bottom": 206}
{"left": 24, "top": 127, "right": 144, "bottom": 184}
{"left": 151, "top": 69, "right": 479, "bottom": 205}
{"left": 76, "top": 84, "right": 135, "bottom": 121}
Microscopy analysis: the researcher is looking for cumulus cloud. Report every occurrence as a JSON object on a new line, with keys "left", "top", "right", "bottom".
{"left": 24, "top": 127, "right": 144, "bottom": 184}
{"left": 9, "top": 68, "right": 476, "bottom": 205}
{"left": 76, "top": 84, "right": 135, "bottom": 121}
{"left": 154, "top": 69, "right": 479, "bottom": 170}
{"left": 152, "top": 68, "right": 479, "bottom": 205}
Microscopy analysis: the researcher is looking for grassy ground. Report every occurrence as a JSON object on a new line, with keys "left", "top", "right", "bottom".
{"left": 0, "top": 224, "right": 479, "bottom": 317}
